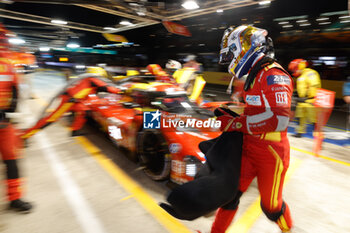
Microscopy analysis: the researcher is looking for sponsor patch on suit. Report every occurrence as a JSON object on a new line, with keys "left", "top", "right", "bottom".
{"left": 267, "top": 75, "right": 290, "bottom": 85}
{"left": 275, "top": 92, "right": 288, "bottom": 104}
{"left": 245, "top": 95, "right": 262, "bottom": 106}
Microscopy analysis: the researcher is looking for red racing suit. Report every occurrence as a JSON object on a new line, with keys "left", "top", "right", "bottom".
{"left": 212, "top": 62, "right": 293, "bottom": 233}
{"left": 0, "top": 53, "right": 23, "bottom": 201}
{"left": 22, "top": 76, "right": 121, "bottom": 139}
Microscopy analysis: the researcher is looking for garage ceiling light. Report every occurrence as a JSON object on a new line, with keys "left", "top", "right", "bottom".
{"left": 278, "top": 21, "right": 289, "bottom": 24}
{"left": 282, "top": 25, "right": 293, "bottom": 28}
{"left": 340, "top": 20, "right": 350, "bottom": 23}
{"left": 75, "top": 65, "right": 86, "bottom": 69}
{"left": 39, "top": 47, "right": 50, "bottom": 52}
{"left": 137, "top": 11, "right": 146, "bottom": 16}
{"left": 67, "top": 43, "right": 80, "bottom": 48}
{"left": 103, "top": 27, "right": 116, "bottom": 30}
{"left": 319, "top": 56, "right": 336, "bottom": 60}
{"left": 120, "top": 20, "right": 133, "bottom": 26}
{"left": 300, "top": 23, "right": 311, "bottom": 26}
{"left": 51, "top": 19, "right": 67, "bottom": 25}
{"left": 296, "top": 19, "right": 308, "bottom": 23}
{"left": 182, "top": 1, "right": 199, "bottom": 10}
{"left": 339, "top": 15, "right": 350, "bottom": 19}
{"left": 9, "top": 38, "right": 25, "bottom": 44}
{"left": 259, "top": 1, "right": 271, "bottom": 5}
{"left": 316, "top": 17, "right": 329, "bottom": 21}
{"left": 216, "top": 9, "right": 223, "bottom": 13}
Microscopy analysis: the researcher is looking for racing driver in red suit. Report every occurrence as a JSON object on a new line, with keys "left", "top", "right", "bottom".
{"left": 211, "top": 25, "right": 293, "bottom": 232}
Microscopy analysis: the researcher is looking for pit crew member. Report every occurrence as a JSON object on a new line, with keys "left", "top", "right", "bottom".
{"left": 0, "top": 25, "right": 32, "bottom": 212}
{"left": 288, "top": 59, "right": 321, "bottom": 137}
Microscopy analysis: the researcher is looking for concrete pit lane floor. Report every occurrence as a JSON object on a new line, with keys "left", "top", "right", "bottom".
{"left": 0, "top": 70, "right": 350, "bottom": 233}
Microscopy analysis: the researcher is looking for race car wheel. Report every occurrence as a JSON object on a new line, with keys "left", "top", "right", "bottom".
{"left": 137, "top": 129, "right": 171, "bottom": 181}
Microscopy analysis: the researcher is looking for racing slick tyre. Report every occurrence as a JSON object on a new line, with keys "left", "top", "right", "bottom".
{"left": 137, "top": 129, "right": 171, "bottom": 181}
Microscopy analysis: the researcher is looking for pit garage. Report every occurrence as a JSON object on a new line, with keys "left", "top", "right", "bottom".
{"left": 0, "top": 1, "right": 350, "bottom": 233}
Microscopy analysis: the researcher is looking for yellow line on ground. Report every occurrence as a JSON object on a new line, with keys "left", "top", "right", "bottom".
{"left": 75, "top": 136, "right": 192, "bottom": 233}
{"left": 32, "top": 94, "right": 191, "bottom": 232}
{"left": 291, "top": 146, "right": 350, "bottom": 167}
{"left": 226, "top": 157, "right": 302, "bottom": 233}
{"left": 120, "top": 195, "right": 134, "bottom": 202}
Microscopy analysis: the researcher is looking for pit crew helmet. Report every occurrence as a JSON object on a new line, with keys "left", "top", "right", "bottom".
{"left": 86, "top": 66, "right": 108, "bottom": 78}
{"left": 166, "top": 59, "right": 182, "bottom": 70}
{"left": 288, "top": 59, "right": 307, "bottom": 77}
{"left": 219, "top": 25, "right": 268, "bottom": 79}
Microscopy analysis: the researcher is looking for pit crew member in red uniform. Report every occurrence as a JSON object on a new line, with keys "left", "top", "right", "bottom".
{"left": 0, "top": 25, "right": 32, "bottom": 212}
{"left": 22, "top": 75, "right": 121, "bottom": 139}
{"left": 211, "top": 25, "right": 293, "bottom": 233}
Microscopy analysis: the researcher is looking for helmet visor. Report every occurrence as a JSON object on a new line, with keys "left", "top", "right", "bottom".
{"left": 219, "top": 43, "right": 236, "bottom": 65}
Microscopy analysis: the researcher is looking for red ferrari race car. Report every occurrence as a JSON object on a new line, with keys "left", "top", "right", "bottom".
{"left": 23, "top": 74, "right": 221, "bottom": 184}
{"left": 88, "top": 77, "right": 221, "bottom": 184}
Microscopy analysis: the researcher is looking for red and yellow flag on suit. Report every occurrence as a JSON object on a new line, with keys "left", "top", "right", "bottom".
{"left": 313, "top": 88, "right": 335, "bottom": 156}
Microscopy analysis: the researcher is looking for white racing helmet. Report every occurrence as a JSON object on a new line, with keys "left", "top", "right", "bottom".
{"left": 166, "top": 59, "right": 182, "bottom": 70}
{"left": 219, "top": 25, "right": 268, "bottom": 79}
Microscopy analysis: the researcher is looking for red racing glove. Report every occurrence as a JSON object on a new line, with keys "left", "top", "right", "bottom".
{"left": 217, "top": 115, "right": 247, "bottom": 132}
{"left": 214, "top": 107, "right": 247, "bottom": 132}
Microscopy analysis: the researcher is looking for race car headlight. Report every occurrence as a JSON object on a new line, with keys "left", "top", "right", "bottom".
{"left": 184, "top": 155, "right": 203, "bottom": 177}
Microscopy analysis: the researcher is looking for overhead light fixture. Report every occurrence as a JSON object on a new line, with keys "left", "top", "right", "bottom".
{"left": 136, "top": 11, "right": 146, "bottom": 16}
{"left": 39, "top": 47, "right": 50, "bottom": 52}
{"left": 300, "top": 23, "right": 311, "bottom": 26}
{"left": 282, "top": 25, "right": 293, "bottom": 28}
{"left": 339, "top": 15, "right": 350, "bottom": 19}
{"left": 325, "top": 27, "right": 340, "bottom": 31}
{"left": 216, "top": 9, "right": 223, "bottom": 13}
{"left": 296, "top": 19, "right": 308, "bottom": 23}
{"left": 182, "top": 1, "right": 199, "bottom": 10}
{"left": 75, "top": 65, "right": 86, "bottom": 69}
{"left": 316, "top": 17, "right": 329, "bottom": 21}
{"left": 51, "top": 19, "right": 67, "bottom": 25}
{"left": 340, "top": 20, "right": 350, "bottom": 23}
{"left": 103, "top": 27, "right": 116, "bottom": 30}
{"left": 9, "top": 38, "right": 25, "bottom": 44}
{"left": 67, "top": 43, "right": 80, "bottom": 48}
{"left": 319, "top": 21, "right": 331, "bottom": 25}
{"left": 259, "top": 1, "right": 271, "bottom": 5}
{"left": 319, "top": 56, "right": 336, "bottom": 60}
{"left": 120, "top": 20, "right": 133, "bottom": 26}
{"left": 278, "top": 21, "right": 289, "bottom": 24}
